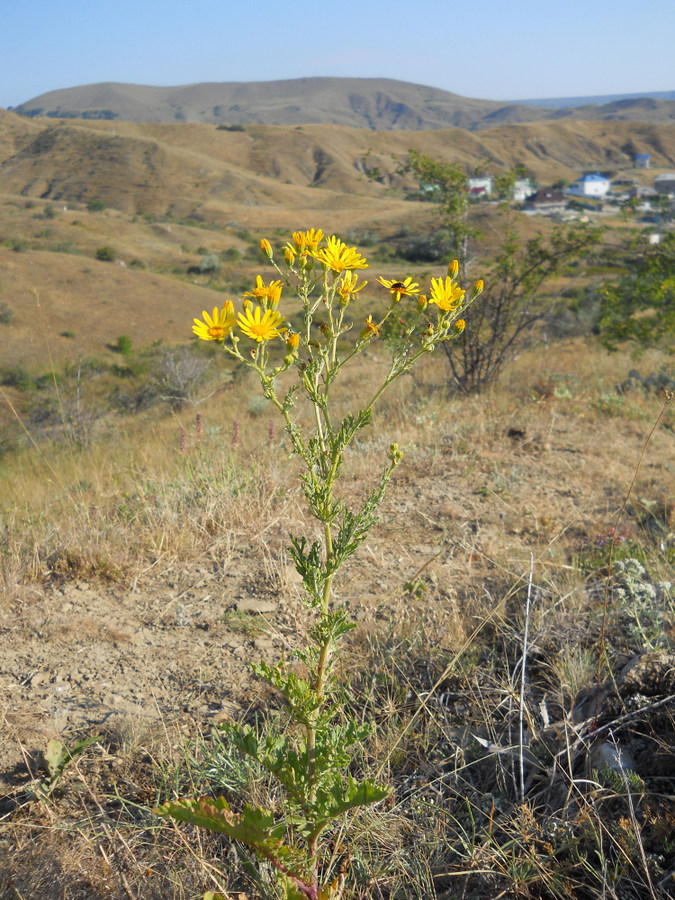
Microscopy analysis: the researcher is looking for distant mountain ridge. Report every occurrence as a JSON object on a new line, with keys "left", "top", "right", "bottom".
{"left": 11, "top": 77, "right": 675, "bottom": 131}
{"left": 516, "top": 89, "right": 675, "bottom": 109}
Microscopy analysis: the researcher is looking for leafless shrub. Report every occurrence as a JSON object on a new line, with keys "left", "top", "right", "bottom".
{"left": 154, "top": 347, "right": 212, "bottom": 410}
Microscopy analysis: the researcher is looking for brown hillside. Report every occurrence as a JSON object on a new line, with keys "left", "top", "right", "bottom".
{"left": 0, "top": 249, "right": 238, "bottom": 370}
{"left": 12, "top": 78, "right": 538, "bottom": 131}
{"left": 13, "top": 77, "right": 675, "bottom": 132}
{"left": 2, "top": 114, "right": 675, "bottom": 220}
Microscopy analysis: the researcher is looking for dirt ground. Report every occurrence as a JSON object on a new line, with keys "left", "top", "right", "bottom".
{"left": 2, "top": 387, "right": 673, "bottom": 792}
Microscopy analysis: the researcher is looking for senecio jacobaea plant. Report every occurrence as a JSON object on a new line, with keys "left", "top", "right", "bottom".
{"left": 156, "top": 230, "right": 483, "bottom": 900}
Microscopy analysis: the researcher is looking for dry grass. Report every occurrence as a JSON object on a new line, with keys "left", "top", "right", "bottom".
{"left": 1, "top": 333, "right": 674, "bottom": 898}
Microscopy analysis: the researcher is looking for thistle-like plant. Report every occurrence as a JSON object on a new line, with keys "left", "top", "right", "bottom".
{"left": 156, "top": 230, "right": 482, "bottom": 899}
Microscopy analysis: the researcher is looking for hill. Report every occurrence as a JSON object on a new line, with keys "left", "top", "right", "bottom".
{"left": 2, "top": 107, "right": 675, "bottom": 380}
{"left": 3, "top": 111, "right": 675, "bottom": 220}
{"left": 10, "top": 78, "right": 549, "bottom": 131}
{"left": 11, "top": 77, "right": 675, "bottom": 131}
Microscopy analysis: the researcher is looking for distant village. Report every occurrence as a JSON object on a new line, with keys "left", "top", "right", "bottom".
{"left": 463, "top": 155, "right": 675, "bottom": 235}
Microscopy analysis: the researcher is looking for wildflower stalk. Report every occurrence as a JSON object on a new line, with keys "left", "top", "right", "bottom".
{"left": 157, "top": 231, "right": 481, "bottom": 899}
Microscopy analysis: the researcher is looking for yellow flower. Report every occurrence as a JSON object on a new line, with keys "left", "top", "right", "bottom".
{"left": 377, "top": 276, "right": 420, "bottom": 302}
{"left": 454, "top": 319, "right": 466, "bottom": 333}
{"left": 260, "top": 238, "right": 273, "bottom": 258}
{"left": 361, "top": 314, "right": 380, "bottom": 338}
{"left": 244, "top": 275, "right": 283, "bottom": 309}
{"left": 448, "top": 259, "right": 459, "bottom": 277}
{"left": 428, "top": 276, "right": 466, "bottom": 312}
{"left": 238, "top": 306, "right": 286, "bottom": 343}
{"left": 192, "top": 303, "right": 236, "bottom": 342}
{"left": 286, "top": 332, "right": 300, "bottom": 351}
{"left": 473, "top": 280, "right": 484, "bottom": 295}
{"left": 292, "top": 228, "right": 324, "bottom": 251}
{"left": 338, "top": 271, "right": 367, "bottom": 304}
{"left": 309, "top": 236, "right": 368, "bottom": 273}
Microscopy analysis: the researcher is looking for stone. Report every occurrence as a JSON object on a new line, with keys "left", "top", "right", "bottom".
{"left": 235, "top": 598, "right": 276, "bottom": 614}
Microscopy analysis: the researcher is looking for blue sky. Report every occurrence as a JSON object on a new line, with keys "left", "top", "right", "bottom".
{"left": 2, "top": 0, "right": 673, "bottom": 109}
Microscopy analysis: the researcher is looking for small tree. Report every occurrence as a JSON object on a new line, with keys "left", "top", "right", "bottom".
{"left": 448, "top": 222, "right": 602, "bottom": 393}
{"left": 408, "top": 150, "right": 474, "bottom": 275}
{"left": 407, "top": 151, "right": 601, "bottom": 392}
{"left": 598, "top": 231, "right": 675, "bottom": 354}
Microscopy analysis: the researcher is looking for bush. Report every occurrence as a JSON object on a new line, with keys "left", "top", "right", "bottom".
{"left": 87, "top": 198, "right": 106, "bottom": 212}
{"left": 0, "top": 303, "right": 14, "bottom": 325}
{"left": 115, "top": 335, "right": 133, "bottom": 356}
{"left": 1, "top": 365, "right": 37, "bottom": 390}
{"left": 95, "top": 246, "right": 117, "bottom": 262}
{"left": 198, "top": 253, "right": 221, "bottom": 274}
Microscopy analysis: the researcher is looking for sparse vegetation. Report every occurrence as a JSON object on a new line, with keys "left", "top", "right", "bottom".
{"left": 0, "top": 108, "right": 674, "bottom": 900}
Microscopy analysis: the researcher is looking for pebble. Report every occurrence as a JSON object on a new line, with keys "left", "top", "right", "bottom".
{"left": 236, "top": 598, "right": 276, "bottom": 614}
{"left": 254, "top": 638, "right": 274, "bottom": 651}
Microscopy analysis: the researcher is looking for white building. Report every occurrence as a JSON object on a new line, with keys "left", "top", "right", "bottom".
{"left": 513, "top": 179, "right": 534, "bottom": 203}
{"left": 653, "top": 173, "right": 675, "bottom": 195}
{"left": 567, "top": 173, "right": 611, "bottom": 198}
{"left": 468, "top": 176, "right": 493, "bottom": 197}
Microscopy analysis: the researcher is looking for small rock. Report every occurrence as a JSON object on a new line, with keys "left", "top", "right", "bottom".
{"left": 618, "top": 653, "right": 675, "bottom": 696}
{"left": 236, "top": 598, "right": 276, "bottom": 614}
{"left": 254, "top": 638, "right": 274, "bottom": 651}
{"left": 591, "top": 741, "right": 637, "bottom": 778}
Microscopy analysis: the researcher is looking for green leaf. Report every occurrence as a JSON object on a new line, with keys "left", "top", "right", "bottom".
{"left": 44, "top": 734, "right": 101, "bottom": 782}
{"left": 306, "top": 775, "right": 391, "bottom": 841}
{"left": 155, "top": 796, "right": 288, "bottom": 854}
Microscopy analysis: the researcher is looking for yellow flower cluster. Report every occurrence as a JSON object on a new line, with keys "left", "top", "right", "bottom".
{"left": 192, "top": 231, "right": 479, "bottom": 348}
{"left": 243, "top": 275, "right": 283, "bottom": 309}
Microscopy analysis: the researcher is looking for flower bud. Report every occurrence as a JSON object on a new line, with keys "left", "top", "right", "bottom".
{"left": 473, "top": 279, "right": 484, "bottom": 296}
{"left": 242, "top": 298, "right": 253, "bottom": 311}
{"left": 454, "top": 318, "right": 466, "bottom": 333}
{"left": 260, "top": 238, "right": 273, "bottom": 258}
{"left": 389, "top": 442, "right": 403, "bottom": 464}
{"left": 448, "top": 259, "right": 459, "bottom": 277}
{"left": 417, "top": 295, "right": 428, "bottom": 312}
{"left": 286, "top": 332, "right": 300, "bottom": 351}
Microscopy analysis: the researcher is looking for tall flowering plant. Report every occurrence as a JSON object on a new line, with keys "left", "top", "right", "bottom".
{"left": 157, "top": 230, "right": 482, "bottom": 899}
